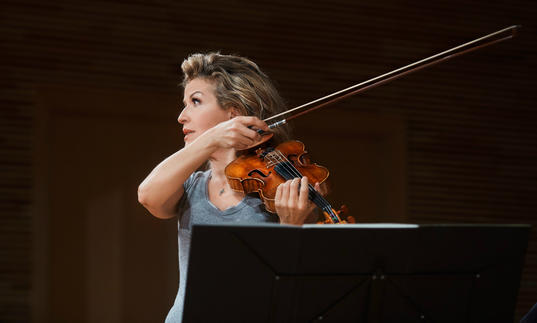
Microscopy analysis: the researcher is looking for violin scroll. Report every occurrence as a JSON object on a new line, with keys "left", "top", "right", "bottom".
{"left": 318, "top": 205, "right": 355, "bottom": 224}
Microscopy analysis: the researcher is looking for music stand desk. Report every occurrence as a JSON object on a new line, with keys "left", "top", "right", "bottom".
{"left": 183, "top": 223, "right": 529, "bottom": 323}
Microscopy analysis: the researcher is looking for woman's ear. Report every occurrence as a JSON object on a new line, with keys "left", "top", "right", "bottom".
{"left": 228, "top": 107, "right": 241, "bottom": 119}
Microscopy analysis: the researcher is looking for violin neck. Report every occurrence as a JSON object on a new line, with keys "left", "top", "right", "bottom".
{"left": 308, "top": 188, "right": 341, "bottom": 223}
{"left": 274, "top": 161, "right": 342, "bottom": 223}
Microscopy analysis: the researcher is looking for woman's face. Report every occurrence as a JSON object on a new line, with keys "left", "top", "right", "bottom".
{"left": 178, "top": 78, "right": 232, "bottom": 144}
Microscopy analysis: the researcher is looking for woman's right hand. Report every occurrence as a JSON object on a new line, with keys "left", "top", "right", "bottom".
{"left": 205, "top": 116, "right": 272, "bottom": 151}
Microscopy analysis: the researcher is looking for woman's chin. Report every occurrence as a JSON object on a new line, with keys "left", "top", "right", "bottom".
{"left": 183, "top": 133, "right": 195, "bottom": 144}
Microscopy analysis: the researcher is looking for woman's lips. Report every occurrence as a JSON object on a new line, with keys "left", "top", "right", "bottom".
{"left": 183, "top": 129, "right": 194, "bottom": 141}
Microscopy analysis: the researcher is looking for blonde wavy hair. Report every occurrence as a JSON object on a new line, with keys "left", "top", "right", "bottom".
{"left": 181, "top": 52, "right": 291, "bottom": 145}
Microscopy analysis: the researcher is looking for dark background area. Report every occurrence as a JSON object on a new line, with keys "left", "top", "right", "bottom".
{"left": 1, "top": 0, "right": 536, "bottom": 322}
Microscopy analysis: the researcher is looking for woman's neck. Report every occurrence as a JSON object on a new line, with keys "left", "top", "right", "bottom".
{"left": 208, "top": 148, "right": 236, "bottom": 180}
{"left": 207, "top": 148, "right": 245, "bottom": 203}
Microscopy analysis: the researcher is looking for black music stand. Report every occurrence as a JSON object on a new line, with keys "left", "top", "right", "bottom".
{"left": 182, "top": 223, "right": 529, "bottom": 323}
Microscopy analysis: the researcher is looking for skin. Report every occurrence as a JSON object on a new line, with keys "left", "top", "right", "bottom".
{"left": 138, "top": 78, "right": 321, "bottom": 225}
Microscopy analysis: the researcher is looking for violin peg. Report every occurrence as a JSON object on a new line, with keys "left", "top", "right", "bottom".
{"left": 345, "top": 215, "right": 356, "bottom": 223}
{"left": 336, "top": 205, "right": 348, "bottom": 215}
{"left": 336, "top": 205, "right": 355, "bottom": 223}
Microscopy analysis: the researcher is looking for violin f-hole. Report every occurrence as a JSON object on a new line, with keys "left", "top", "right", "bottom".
{"left": 247, "top": 169, "right": 272, "bottom": 178}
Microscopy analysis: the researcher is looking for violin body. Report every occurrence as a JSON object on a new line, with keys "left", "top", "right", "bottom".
{"left": 225, "top": 140, "right": 353, "bottom": 223}
{"left": 226, "top": 141, "right": 328, "bottom": 212}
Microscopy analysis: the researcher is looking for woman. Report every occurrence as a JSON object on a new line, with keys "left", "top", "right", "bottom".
{"left": 137, "top": 52, "right": 322, "bottom": 322}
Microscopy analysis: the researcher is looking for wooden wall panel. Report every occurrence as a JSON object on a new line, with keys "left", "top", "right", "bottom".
{"left": 1, "top": 0, "right": 536, "bottom": 321}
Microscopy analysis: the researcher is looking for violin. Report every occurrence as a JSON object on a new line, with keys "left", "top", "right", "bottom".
{"left": 225, "top": 140, "right": 353, "bottom": 224}
{"left": 225, "top": 25, "right": 519, "bottom": 224}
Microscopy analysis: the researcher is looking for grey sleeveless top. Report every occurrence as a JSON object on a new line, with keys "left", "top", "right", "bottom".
{"left": 165, "top": 170, "right": 278, "bottom": 323}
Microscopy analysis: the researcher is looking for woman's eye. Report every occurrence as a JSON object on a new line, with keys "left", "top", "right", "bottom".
{"left": 192, "top": 98, "right": 201, "bottom": 104}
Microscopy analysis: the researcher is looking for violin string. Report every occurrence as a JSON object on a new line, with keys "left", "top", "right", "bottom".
{"left": 271, "top": 150, "right": 329, "bottom": 205}
{"left": 269, "top": 149, "right": 337, "bottom": 219}
{"left": 265, "top": 149, "right": 335, "bottom": 216}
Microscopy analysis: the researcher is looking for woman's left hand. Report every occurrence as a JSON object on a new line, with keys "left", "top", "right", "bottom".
{"left": 275, "top": 177, "right": 324, "bottom": 225}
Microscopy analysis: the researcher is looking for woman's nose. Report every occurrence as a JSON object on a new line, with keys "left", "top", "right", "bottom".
{"left": 177, "top": 107, "right": 188, "bottom": 124}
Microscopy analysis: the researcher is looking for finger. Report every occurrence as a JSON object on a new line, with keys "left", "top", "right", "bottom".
{"left": 238, "top": 131, "right": 259, "bottom": 146}
{"left": 247, "top": 124, "right": 271, "bottom": 137}
{"left": 279, "top": 181, "right": 290, "bottom": 206}
{"left": 234, "top": 117, "right": 273, "bottom": 146}
{"left": 315, "top": 182, "right": 328, "bottom": 196}
{"left": 232, "top": 122, "right": 264, "bottom": 145}
{"left": 241, "top": 116, "right": 270, "bottom": 132}
{"left": 240, "top": 132, "right": 274, "bottom": 149}
{"left": 228, "top": 119, "right": 259, "bottom": 138}
{"left": 275, "top": 183, "right": 283, "bottom": 209}
{"left": 225, "top": 125, "right": 258, "bottom": 149}
{"left": 227, "top": 132, "right": 254, "bottom": 149}
{"left": 244, "top": 132, "right": 273, "bottom": 149}
{"left": 289, "top": 178, "right": 300, "bottom": 207}
{"left": 299, "top": 177, "right": 309, "bottom": 209}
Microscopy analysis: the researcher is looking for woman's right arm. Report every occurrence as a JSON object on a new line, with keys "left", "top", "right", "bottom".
{"left": 137, "top": 134, "right": 215, "bottom": 219}
{"left": 137, "top": 116, "right": 269, "bottom": 219}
